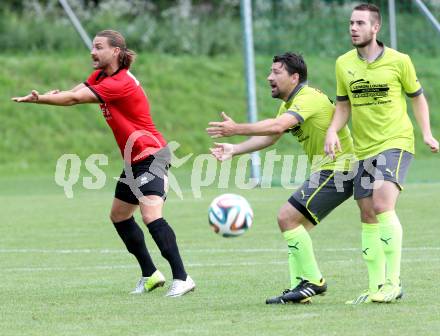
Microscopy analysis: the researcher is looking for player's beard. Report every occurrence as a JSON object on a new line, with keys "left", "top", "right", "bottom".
{"left": 352, "top": 36, "right": 374, "bottom": 48}
{"left": 271, "top": 86, "right": 281, "bottom": 98}
{"left": 92, "top": 56, "right": 110, "bottom": 70}
{"left": 92, "top": 59, "right": 101, "bottom": 69}
{"left": 93, "top": 60, "right": 107, "bottom": 69}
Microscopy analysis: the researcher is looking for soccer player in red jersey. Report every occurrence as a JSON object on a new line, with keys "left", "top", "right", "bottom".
{"left": 12, "top": 30, "right": 195, "bottom": 297}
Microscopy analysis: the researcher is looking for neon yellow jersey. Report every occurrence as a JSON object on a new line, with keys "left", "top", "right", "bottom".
{"left": 277, "top": 84, "right": 355, "bottom": 172}
{"left": 336, "top": 45, "right": 422, "bottom": 159}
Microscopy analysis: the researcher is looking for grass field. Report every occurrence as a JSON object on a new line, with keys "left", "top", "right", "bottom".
{"left": 1, "top": 172, "right": 439, "bottom": 336}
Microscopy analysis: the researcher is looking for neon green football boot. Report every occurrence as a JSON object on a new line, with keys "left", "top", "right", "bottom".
{"left": 130, "top": 270, "right": 166, "bottom": 294}
{"left": 370, "top": 280, "right": 403, "bottom": 303}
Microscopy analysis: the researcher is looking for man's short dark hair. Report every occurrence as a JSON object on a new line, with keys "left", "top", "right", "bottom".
{"left": 353, "top": 3, "right": 381, "bottom": 25}
{"left": 273, "top": 52, "right": 307, "bottom": 83}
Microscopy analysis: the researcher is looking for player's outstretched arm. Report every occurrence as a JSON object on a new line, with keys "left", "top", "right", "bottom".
{"left": 43, "top": 89, "right": 60, "bottom": 95}
{"left": 411, "top": 94, "right": 439, "bottom": 153}
{"left": 39, "top": 83, "right": 85, "bottom": 96}
{"left": 12, "top": 87, "right": 99, "bottom": 106}
{"left": 210, "top": 135, "right": 281, "bottom": 161}
{"left": 70, "top": 83, "right": 87, "bottom": 92}
{"left": 207, "top": 112, "right": 298, "bottom": 138}
{"left": 324, "top": 100, "right": 351, "bottom": 159}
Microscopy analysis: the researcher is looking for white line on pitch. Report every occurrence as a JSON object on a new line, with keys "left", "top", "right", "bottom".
{"left": 2, "top": 257, "right": 440, "bottom": 273}
{"left": 0, "top": 246, "right": 438, "bottom": 254}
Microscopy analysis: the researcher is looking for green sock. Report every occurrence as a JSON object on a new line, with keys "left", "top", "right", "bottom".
{"left": 377, "top": 210, "right": 402, "bottom": 285}
{"left": 283, "top": 227, "right": 305, "bottom": 288}
{"left": 286, "top": 247, "right": 302, "bottom": 289}
{"left": 362, "top": 223, "right": 385, "bottom": 293}
{"left": 283, "top": 226, "right": 322, "bottom": 285}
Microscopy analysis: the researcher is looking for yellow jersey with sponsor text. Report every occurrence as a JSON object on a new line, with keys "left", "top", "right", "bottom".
{"left": 277, "top": 84, "right": 354, "bottom": 172}
{"left": 336, "top": 46, "right": 422, "bottom": 159}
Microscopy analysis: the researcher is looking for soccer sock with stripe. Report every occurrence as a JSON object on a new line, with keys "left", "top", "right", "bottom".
{"left": 361, "top": 223, "right": 385, "bottom": 293}
{"left": 113, "top": 217, "right": 157, "bottom": 277}
{"left": 283, "top": 225, "right": 322, "bottom": 285}
{"left": 377, "top": 210, "right": 402, "bottom": 285}
{"left": 148, "top": 218, "right": 187, "bottom": 281}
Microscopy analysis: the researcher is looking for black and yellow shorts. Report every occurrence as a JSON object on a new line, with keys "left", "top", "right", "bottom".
{"left": 288, "top": 170, "right": 354, "bottom": 225}
{"left": 353, "top": 148, "right": 413, "bottom": 200}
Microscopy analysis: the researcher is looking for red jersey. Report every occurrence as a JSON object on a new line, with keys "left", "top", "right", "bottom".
{"left": 85, "top": 69, "right": 167, "bottom": 163}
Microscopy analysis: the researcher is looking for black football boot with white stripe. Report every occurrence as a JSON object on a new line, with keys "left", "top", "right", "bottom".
{"left": 266, "top": 278, "right": 327, "bottom": 304}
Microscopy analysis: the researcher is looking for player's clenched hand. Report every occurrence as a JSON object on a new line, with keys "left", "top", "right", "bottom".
{"left": 11, "top": 90, "right": 39, "bottom": 103}
{"left": 206, "top": 112, "right": 237, "bottom": 138}
{"left": 324, "top": 128, "right": 341, "bottom": 160}
{"left": 424, "top": 134, "right": 439, "bottom": 153}
{"left": 210, "top": 142, "right": 234, "bottom": 161}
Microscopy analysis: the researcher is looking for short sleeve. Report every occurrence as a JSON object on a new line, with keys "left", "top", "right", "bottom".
{"left": 286, "top": 97, "right": 314, "bottom": 123}
{"left": 275, "top": 103, "right": 286, "bottom": 118}
{"left": 84, "top": 70, "right": 101, "bottom": 86}
{"left": 336, "top": 60, "right": 349, "bottom": 101}
{"left": 88, "top": 79, "right": 127, "bottom": 103}
{"left": 400, "top": 54, "right": 423, "bottom": 97}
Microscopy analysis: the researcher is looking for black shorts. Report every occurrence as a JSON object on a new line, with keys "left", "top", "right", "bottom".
{"left": 115, "top": 146, "right": 171, "bottom": 205}
{"left": 288, "top": 170, "right": 354, "bottom": 225}
{"left": 353, "top": 148, "right": 413, "bottom": 200}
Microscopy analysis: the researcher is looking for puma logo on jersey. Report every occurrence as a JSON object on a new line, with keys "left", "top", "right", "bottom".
{"left": 347, "top": 70, "right": 356, "bottom": 77}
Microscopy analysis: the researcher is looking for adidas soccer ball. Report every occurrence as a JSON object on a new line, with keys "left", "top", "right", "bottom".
{"left": 208, "top": 193, "right": 253, "bottom": 237}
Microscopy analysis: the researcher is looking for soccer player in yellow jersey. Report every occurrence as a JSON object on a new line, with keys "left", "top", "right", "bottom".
{"left": 325, "top": 3, "right": 439, "bottom": 304}
{"left": 207, "top": 52, "right": 355, "bottom": 304}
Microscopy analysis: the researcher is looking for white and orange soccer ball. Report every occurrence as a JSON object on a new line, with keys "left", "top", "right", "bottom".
{"left": 208, "top": 193, "right": 253, "bottom": 237}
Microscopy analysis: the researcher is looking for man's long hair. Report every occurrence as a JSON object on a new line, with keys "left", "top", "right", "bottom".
{"left": 96, "top": 30, "right": 136, "bottom": 69}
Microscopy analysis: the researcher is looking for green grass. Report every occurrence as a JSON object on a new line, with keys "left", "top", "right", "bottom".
{"left": 1, "top": 176, "right": 439, "bottom": 336}
{"left": 1, "top": 53, "right": 440, "bottom": 175}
